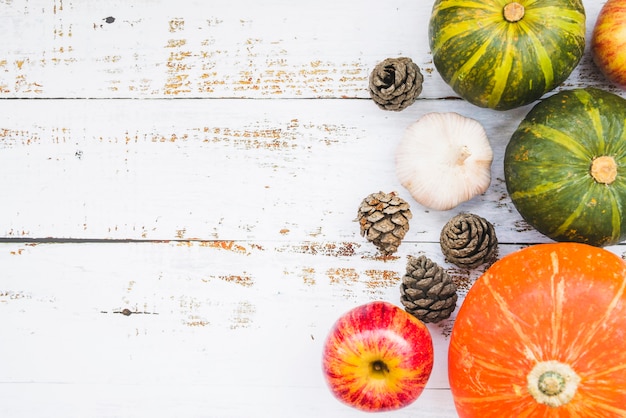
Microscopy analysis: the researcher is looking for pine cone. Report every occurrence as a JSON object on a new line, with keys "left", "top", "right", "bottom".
{"left": 440, "top": 213, "right": 498, "bottom": 269}
{"left": 357, "top": 191, "right": 412, "bottom": 254}
{"left": 400, "top": 255, "right": 457, "bottom": 323}
{"left": 369, "top": 57, "right": 423, "bottom": 111}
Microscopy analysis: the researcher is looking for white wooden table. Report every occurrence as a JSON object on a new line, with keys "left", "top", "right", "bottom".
{"left": 1, "top": 1, "right": 623, "bottom": 417}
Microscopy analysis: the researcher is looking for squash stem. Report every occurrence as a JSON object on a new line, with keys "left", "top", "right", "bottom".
{"left": 503, "top": 2, "right": 525, "bottom": 22}
{"left": 591, "top": 155, "right": 618, "bottom": 184}
{"left": 527, "top": 360, "right": 580, "bottom": 407}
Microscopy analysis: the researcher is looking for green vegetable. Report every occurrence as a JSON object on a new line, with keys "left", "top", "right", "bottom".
{"left": 504, "top": 88, "right": 626, "bottom": 246}
{"left": 429, "top": 0, "right": 586, "bottom": 110}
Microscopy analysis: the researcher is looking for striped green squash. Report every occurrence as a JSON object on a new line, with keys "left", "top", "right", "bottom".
{"left": 429, "top": 0, "right": 586, "bottom": 110}
{"left": 504, "top": 88, "right": 626, "bottom": 247}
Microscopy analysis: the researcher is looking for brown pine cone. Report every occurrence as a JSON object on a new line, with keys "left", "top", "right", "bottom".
{"left": 356, "top": 191, "right": 411, "bottom": 255}
{"left": 400, "top": 255, "right": 457, "bottom": 323}
{"left": 369, "top": 57, "right": 423, "bottom": 111}
{"left": 440, "top": 213, "right": 498, "bottom": 269}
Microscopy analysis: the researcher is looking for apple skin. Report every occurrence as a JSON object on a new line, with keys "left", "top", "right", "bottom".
{"left": 592, "top": 0, "right": 626, "bottom": 88}
{"left": 321, "top": 301, "right": 434, "bottom": 412}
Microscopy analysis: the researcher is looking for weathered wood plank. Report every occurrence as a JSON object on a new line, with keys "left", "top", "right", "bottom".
{"left": 0, "top": 383, "right": 456, "bottom": 418}
{"left": 0, "top": 0, "right": 615, "bottom": 99}
{"left": 1, "top": 96, "right": 607, "bottom": 242}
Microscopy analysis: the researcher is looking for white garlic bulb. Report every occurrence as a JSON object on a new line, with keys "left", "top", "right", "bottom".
{"left": 395, "top": 112, "right": 493, "bottom": 211}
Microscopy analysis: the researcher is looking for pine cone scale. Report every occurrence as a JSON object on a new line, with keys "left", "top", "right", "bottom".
{"left": 373, "top": 218, "right": 395, "bottom": 233}
{"left": 429, "top": 300, "right": 448, "bottom": 311}
{"left": 366, "top": 211, "right": 385, "bottom": 223}
{"left": 366, "top": 228, "right": 381, "bottom": 241}
{"left": 392, "top": 227, "right": 409, "bottom": 239}
{"left": 402, "top": 288, "right": 422, "bottom": 299}
{"left": 427, "top": 282, "right": 444, "bottom": 298}
{"left": 391, "top": 213, "right": 409, "bottom": 226}
{"left": 416, "top": 278, "right": 434, "bottom": 288}
{"left": 413, "top": 299, "right": 435, "bottom": 309}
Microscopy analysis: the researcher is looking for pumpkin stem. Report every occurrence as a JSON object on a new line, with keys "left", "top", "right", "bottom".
{"left": 538, "top": 371, "right": 566, "bottom": 396}
{"left": 503, "top": 2, "right": 525, "bottom": 22}
{"left": 591, "top": 155, "right": 618, "bottom": 185}
{"left": 527, "top": 361, "right": 580, "bottom": 407}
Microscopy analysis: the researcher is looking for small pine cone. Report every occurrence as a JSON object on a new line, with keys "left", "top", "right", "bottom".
{"left": 369, "top": 57, "right": 423, "bottom": 111}
{"left": 400, "top": 255, "right": 458, "bottom": 323}
{"left": 440, "top": 213, "right": 498, "bottom": 269}
{"left": 357, "top": 191, "right": 412, "bottom": 255}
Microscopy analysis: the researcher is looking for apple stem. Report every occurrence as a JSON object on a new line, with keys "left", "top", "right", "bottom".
{"left": 371, "top": 360, "right": 390, "bottom": 376}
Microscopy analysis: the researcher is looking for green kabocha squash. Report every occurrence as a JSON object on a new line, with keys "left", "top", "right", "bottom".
{"left": 504, "top": 88, "right": 626, "bottom": 247}
{"left": 429, "top": 0, "right": 586, "bottom": 110}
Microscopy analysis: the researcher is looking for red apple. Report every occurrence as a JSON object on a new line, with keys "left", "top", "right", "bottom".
{"left": 321, "top": 301, "right": 434, "bottom": 412}
{"left": 592, "top": 0, "right": 626, "bottom": 88}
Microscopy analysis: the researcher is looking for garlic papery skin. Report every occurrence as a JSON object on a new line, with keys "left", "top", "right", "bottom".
{"left": 395, "top": 112, "right": 493, "bottom": 211}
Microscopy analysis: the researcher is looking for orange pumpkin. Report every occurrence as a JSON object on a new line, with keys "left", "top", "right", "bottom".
{"left": 448, "top": 243, "right": 626, "bottom": 417}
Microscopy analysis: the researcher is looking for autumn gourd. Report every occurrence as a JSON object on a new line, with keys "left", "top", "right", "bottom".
{"left": 505, "top": 88, "right": 626, "bottom": 247}
{"left": 449, "top": 243, "right": 626, "bottom": 416}
{"left": 429, "top": 0, "right": 586, "bottom": 110}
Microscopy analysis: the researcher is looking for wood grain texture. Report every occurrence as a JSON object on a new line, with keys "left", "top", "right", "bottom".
{"left": 0, "top": 98, "right": 547, "bottom": 242}
{"left": 1, "top": 0, "right": 625, "bottom": 417}
{"left": 0, "top": 0, "right": 616, "bottom": 99}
